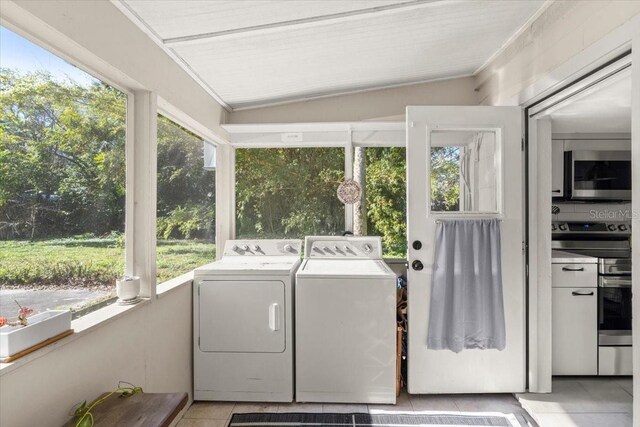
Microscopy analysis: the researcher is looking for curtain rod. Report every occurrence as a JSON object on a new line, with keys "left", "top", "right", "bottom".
{"left": 434, "top": 218, "right": 503, "bottom": 223}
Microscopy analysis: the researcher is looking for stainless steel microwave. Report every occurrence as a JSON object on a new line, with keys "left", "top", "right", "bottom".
{"left": 565, "top": 150, "right": 631, "bottom": 201}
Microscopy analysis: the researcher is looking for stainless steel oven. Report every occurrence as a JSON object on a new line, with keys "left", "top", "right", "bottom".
{"left": 598, "top": 259, "right": 632, "bottom": 346}
{"left": 566, "top": 150, "right": 631, "bottom": 201}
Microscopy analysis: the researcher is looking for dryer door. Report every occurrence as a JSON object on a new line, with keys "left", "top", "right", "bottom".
{"left": 199, "top": 280, "right": 285, "bottom": 353}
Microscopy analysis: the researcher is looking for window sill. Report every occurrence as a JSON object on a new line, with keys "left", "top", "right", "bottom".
{"left": 0, "top": 274, "right": 193, "bottom": 376}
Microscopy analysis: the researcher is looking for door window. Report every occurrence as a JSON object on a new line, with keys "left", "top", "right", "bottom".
{"left": 429, "top": 130, "right": 501, "bottom": 214}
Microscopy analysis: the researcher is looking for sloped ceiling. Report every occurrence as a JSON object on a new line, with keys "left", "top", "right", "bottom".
{"left": 118, "top": 0, "right": 545, "bottom": 110}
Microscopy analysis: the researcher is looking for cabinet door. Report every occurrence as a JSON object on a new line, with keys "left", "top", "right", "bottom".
{"left": 551, "top": 139, "right": 564, "bottom": 197}
{"left": 552, "top": 287, "right": 598, "bottom": 375}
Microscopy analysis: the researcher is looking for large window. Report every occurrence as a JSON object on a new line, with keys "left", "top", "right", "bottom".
{"left": 235, "top": 148, "right": 345, "bottom": 239}
{"left": 0, "top": 27, "right": 126, "bottom": 317}
{"left": 156, "top": 115, "right": 216, "bottom": 283}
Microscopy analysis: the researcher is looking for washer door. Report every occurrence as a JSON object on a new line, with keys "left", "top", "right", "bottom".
{"left": 199, "top": 280, "right": 285, "bottom": 353}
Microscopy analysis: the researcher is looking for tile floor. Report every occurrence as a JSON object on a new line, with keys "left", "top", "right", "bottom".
{"left": 517, "top": 377, "right": 633, "bottom": 427}
{"left": 178, "top": 391, "right": 536, "bottom": 426}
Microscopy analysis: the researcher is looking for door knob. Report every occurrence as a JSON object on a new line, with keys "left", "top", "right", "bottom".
{"left": 412, "top": 260, "right": 424, "bottom": 271}
{"left": 412, "top": 240, "right": 422, "bottom": 250}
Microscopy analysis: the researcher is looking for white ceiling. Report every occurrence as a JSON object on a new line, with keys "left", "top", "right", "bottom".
{"left": 119, "top": 0, "right": 545, "bottom": 110}
{"left": 550, "top": 74, "right": 632, "bottom": 134}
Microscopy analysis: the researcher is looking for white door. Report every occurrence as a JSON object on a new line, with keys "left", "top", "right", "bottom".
{"left": 406, "top": 106, "right": 525, "bottom": 393}
{"left": 199, "top": 280, "right": 285, "bottom": 353}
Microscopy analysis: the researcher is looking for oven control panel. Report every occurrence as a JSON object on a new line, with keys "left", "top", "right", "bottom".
{"left": 552, "top": 221, "right": 631, "bottom": 235}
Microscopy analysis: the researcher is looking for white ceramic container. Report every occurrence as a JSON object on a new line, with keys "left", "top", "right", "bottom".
{"left": 0, "top": 310, "right": 72, "bottom": 358}
{"left": 116, "top": 276, "right": 140, "bottom": 301}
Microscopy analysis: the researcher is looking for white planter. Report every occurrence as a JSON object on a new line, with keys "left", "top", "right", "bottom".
{"left": 0, "top": 310, "right": 72, "bottom": 358}
{"left": 116, "top": 276, "right": 140, "bottom": 301}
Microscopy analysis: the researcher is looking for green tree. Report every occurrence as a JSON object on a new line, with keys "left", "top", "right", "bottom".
{"left": 235, "top": 148, "right": 345, "bottom": 238}
{"left": 431, "top": 146, "right": 460, "bottom": 212}
{"left": 0, "top": 69, "right": 126, "bottom": 238}
{"left": 156, "top": 115, "right": 215, "bottom": 240}
{"left": 365, "top": 147, "right": 406, "bottom": 257}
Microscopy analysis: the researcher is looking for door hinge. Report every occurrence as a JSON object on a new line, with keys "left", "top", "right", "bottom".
{"left": 198, "top": 336, "right": 200, "bottom": 347}
{"left": 521, "top": 138, "right": 525, "bottom": 151}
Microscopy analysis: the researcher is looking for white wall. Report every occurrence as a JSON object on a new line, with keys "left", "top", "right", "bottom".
{"left": 476, "top": 1, "right": 640, "bottom": 106}
{"left": 0, "top": 283, "right": 192, "bottom": 427}
{"left": 1, "top": 0, "right": 228, "bottom": 142}
{"left": 229, "top": 76, "right": 478, "bottom": 123}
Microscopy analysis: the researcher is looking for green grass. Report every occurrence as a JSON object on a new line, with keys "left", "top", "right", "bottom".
{"left": 0, "top": 237, "right": 215, "bottom": 287}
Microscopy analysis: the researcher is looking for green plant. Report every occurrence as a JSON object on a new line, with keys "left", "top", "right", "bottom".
{"left": 73, "top": 381, "right": 143, "bottom": 427}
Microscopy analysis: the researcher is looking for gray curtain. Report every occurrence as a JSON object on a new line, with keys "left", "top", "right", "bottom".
{"left": 427, "top": 219, "right": 506, "bottom": 353}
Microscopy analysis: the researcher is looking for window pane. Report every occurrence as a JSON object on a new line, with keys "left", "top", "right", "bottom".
{"left": 0, "top": 27, "right": 125, "bottom": 317}
{"left": 430, "top": 130, "right": 498, "bottom": 213}
{"left": 235, "top": 148, "right": 345, "bottom": 239}
{"left": 156, "top": 115, "right": 216, "bottom": 283}
{"left": 352, "top": 147, "right": 406, "bottom": 258}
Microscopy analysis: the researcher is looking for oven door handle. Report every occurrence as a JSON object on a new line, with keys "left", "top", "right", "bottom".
{"left": 599, "top": 276, "right": 632, "bottom": 288}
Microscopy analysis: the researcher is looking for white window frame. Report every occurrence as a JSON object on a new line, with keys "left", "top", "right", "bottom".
{"left": 222, "top": 122, "right": 405, "bottom": 237}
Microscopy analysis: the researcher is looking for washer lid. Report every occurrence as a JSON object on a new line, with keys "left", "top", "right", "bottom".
{"left": 296, "top": 259, "right": 395, "bottom": 279}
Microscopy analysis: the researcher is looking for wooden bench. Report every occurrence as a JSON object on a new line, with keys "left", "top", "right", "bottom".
{"left": 66, "top": 392, "right": 188, "bottom": 426}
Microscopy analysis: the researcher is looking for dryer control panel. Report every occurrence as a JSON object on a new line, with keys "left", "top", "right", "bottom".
{"left": 304, "top": 236, "right": 382, "bottom": 260}
{"left": 223, "top": 239, "right": 302, "bottom": 256}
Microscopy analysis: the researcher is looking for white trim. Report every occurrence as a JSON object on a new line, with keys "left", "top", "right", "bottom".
{"left": 110, "top": 0, "right": 231, "bottom": 112}
{"left": 222, "top": 122, "right": 405, "bottom": 148}
{"left": 215, "top": 145, "right": 236, "bottom": 260}
{"left": 526, "top": 116, "right": 552, "bottom": 393}
{"left": 473, "top": 0, "right": 553, "bottom": 76}
{"left": 127, "top": 91, "right": 158, "bottom": 298}
{"left": 223, "top": 122, "right": 404, "bottom": 133}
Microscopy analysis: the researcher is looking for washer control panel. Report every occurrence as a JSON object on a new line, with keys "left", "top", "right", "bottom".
{"left": 223, "top": 239, "right": 302, "bottom": 256}
{"left": 304, "top": 236, "right": 382, "bottom": 259}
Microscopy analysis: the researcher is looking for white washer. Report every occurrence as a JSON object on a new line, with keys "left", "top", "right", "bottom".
{"left": 193, "top": 239, "right": 302, "bottom": 402}
{"left": 295, "top": 236, "right": 397, "bottom": 404}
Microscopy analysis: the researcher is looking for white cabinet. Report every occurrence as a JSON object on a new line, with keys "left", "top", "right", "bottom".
{"left": 551, "top": 263, "right": 598, "bottom": 288}
{"left": 552, "top": 287, "right": 598, "bottom": 375}
{"left": 551, "top": 139, "right": 564, "bottom": 197}
{"left": 552, "top": 260, "right": 598, "bottom": 376}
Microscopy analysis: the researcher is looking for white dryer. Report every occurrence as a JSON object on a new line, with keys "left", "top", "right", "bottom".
{"left": 193, "top": 239, "right": 302, "bottom": 402}
{"left": 295, "top": 236, "right": 397, "bottom": 404}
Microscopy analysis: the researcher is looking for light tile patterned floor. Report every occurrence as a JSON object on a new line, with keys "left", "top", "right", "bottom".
{"left": 517, "top": 377, "right": 633, "bottom": 427}
{"left": 178, "top": 391, "right": 536, "bottom": 426}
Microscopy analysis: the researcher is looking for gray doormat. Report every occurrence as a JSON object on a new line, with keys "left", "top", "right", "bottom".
{"left": 228, "top": 412, "right": 526, "bottom": 426}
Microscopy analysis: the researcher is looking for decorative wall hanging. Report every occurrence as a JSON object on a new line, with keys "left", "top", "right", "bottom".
{"left": 336, "top": 179, "right": 362, "bottom": 204}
